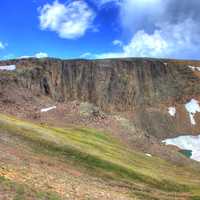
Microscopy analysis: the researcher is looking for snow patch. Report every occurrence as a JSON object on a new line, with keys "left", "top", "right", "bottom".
{"left": 163, "top": 135, "right": 200, "bottom": 162}
{"left": 185, "top": 99, "right": 200, "bottom": 125}
{"left": 164, "top": 62, "right": 168, "bottom": 66}
{"left": 168, "top": 107, "right": 176, "bottom": 117}
{"left": 188, "top": 65, "right": 200, "bottom": 72}
{"left": 41, "top": 106, "right": 56, "bottom": 113}
{"left": 188, "top": 65, "right": 196, "bottom": 71}
{"left": 145, "top": 153, "right": 152, "bottom": 157}
{"left": 0, "top": 65, "right": 16, "bottom": 71}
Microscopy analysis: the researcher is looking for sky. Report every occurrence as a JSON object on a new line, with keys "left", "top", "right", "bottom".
{"left": 1, "top": 0, "right": 200, "bottom": 60}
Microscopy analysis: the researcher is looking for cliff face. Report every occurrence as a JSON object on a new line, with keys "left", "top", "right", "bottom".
{"left": 1, "top": 58, "right": 200, "bottom": 138}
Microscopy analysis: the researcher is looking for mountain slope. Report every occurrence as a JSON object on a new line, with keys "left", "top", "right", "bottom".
{"left": 0, "top": 113, "right": 200, "bottom": 200}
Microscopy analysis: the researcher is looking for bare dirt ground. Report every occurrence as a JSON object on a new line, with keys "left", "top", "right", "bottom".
{"left": 0, "top": 130, "right": 140, "bottom": 200}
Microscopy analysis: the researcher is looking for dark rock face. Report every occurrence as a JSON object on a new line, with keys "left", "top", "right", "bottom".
{"left": 1, "top": 58, "right": 200, "bottom": 138}
{"left": 59, "top": 59, "right": 200, "bottom": 112}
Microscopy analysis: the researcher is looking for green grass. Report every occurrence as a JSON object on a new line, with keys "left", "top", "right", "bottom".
{"left": 0, "top": 113, "right": 200, "bottom": 197}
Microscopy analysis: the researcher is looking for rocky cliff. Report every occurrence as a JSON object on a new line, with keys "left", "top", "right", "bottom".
{"left": 1, "top": 58, "right": 200, "bottom": 139}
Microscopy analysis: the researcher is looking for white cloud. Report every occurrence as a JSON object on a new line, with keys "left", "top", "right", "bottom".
{"left": 100, "top": 0, "right": 119, "bottom": 4}
{"left": 97, "top": 29, "right": 168, "bottom": 58}
{"left": 112, "top": 40, "right": 123, "bottom": 47}
{"left": 1, "top": 54, "right": 15, "bottom": 60}
{"left": 95, "top": 52, "right": 123, "bottom": 59}
{"left": 123, "top": 31, "right": 168, "bottom": 57}
{"left": 97, "top": 19, "right": 200, "bottom": 59}
{"left": 39, "top": 0, "right": 95, "bottom": 39}
{"left": 93, "top": 0, "right": 200, "bottom": 59}
{"left": 94, "top": 0, "right": 120, "bottom": 7}
{"left": 19, "top": 55, "right": 32, "bottom": 59}
{"left": 35, "top": 52, "right": 48, "bottom": 58}
{"left": 96, "top": 7, "right": 200, "bottom": 59}
{"left": 80, "top": 52, "right": 93, "bottom": 59}
{"left": 119, "top": 0, "right": 162, "bottom": 31}
{"left": 0, "top": 42, "right": 5, "bottom": 49}
{"left": 122, "top": 29, "right": 169, "bottom": 58}
{"left": 19, "top": 52, "right": 48, "bottom": 59}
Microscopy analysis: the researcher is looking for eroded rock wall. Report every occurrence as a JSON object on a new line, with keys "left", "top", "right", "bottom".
{"left": 1, "top": 58, "right": 200, "bottom": 138}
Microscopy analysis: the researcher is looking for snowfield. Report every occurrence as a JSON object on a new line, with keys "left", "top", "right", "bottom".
{"left": 185, "top": 99, "right": 200, "bottom": 125}
{"left": 0, "top": 65, "right": 16, "bottom": 71}
{"left": 163, "top": 135, "right": 200, "bottom": 162}
{"left": 168, "top": 107, "right": 176, "bottom": 117}
{"left": 188, "top": 65, "right": 200, "bottom": 72}
{"left": 145, "top": 153, "right": 152, "bottom": 157}
{"left": 41, "top": 106, "right": 56, "bottom": 112}
{"left": 164, "top": 63, "right": 168, "bottom": 66}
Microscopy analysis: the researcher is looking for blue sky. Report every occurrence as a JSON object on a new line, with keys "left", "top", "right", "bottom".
{"left": 1, "top": 0, "right": 200, "bottom": 60}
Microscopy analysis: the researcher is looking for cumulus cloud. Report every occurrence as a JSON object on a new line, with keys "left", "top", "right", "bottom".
{"left": 39, "top": 0, "right": 95, "bottom": 39}
{"left": 96, "top": 0, "right": 200, "bottom": 59}
{"left": 97, "top": 19, "right": 200, "bottom": 59}
{"left": 123, "top": 30, "right": 168, "bottom": 58}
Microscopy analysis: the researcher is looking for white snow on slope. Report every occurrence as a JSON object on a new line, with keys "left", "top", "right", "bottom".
{"left": 185, "top": 99, "right": 200, "bottom": 125}
{"left": 145, "top": 153, "right": 152, "bottom": 157}
{"left": 188, "top": 65, "right": 200, "bottom": 72}
{"left": 0, "top": 65, "right": 16, "bottom": 71}
{"left": 41, "top": 106, "right": 56, "bottom": 112}
{"left": 163, "top": 135, "right": 200, "bottom": 162}
{"left": 168, "top": 107, "right": 176, "bottom": 117}
{"left": 164, "top": 63, "right": 168, "bottom": 66}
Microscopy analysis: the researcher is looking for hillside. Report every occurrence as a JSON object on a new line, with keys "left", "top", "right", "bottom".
{"left": 0, "top": 113, "right": 200, "bottom": 200}
{"left": 0, "top": 58, "right": 200, "bottom": 199}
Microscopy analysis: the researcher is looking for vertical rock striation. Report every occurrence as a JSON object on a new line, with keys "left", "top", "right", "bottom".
{"left": 1, "top": 57, "right": 200, "bottom": 138}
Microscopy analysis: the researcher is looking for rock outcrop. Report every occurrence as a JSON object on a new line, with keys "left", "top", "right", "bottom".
{"left": 1, "top": 57, "right": 200, "bottom": 138}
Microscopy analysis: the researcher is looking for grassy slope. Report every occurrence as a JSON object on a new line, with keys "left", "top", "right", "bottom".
{"left": 0, "top": 113, "right": 200, "bottom": 199}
